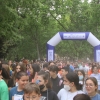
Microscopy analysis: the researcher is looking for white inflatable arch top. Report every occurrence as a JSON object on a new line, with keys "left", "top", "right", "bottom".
{"left": 47, "top": 32, "right": 100, "bottom": 62}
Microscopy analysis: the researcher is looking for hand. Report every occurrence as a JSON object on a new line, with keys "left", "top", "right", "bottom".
{"left": 32, "top": 72, "right": 38, "bottom": 83}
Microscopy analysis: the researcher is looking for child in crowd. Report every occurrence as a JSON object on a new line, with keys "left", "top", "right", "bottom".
{"left": 73, "top": 94, "right": 91, "bottom": 100}
{"left": 8, "top": 63, "right": 26, "bottom": 88}
{"left": 90, "top": 65, "right": 100, "bottom": 93}
{"left": 85, "top": 77, "right": 100, "bottom": 100}
{"left": 49, "top": 65, "right": 63, "bottom": 94}
{"left": 57, "top": 72, "right": 84, "bottom": 100}
{"left": 61, "top": 65, "right": 73, "bottom": 78}
{"left": 36, "top": 70, "right": 59, "bottom": 100}
{"left": 76, "top": 70, "right": 86, "bottom": 92}
{"left": 2, "top": 63, "right": 11, "bottom": 85}
{"left": 0, "top": 63, "right": 9, "bottom": 100}
{"left": 9, "top": 71, "right": 29, "bottom": 100}
{"left": 28, "top": 64, "right": 40, "bottom": 82}
{"left": 43, "top": 62, "right": 49, "bottom": 72}
{"left": 23, "top": 82, "right": 46, "bottom": 100}
{"left": 77, "top": 70, "right": 85, "bottom": 85}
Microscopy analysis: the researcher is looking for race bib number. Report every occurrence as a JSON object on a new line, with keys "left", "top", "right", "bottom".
{"left": 14, "top": 95, "right": 23, "bottom": 100}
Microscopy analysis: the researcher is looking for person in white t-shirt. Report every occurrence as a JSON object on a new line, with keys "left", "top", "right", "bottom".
{"left": 57, "top": 72, "right": 84, "bottom": 100}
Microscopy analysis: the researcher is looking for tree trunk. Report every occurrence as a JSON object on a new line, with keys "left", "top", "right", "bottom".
{"left": 36, "top": 41, "right": 40, "bottom": 60}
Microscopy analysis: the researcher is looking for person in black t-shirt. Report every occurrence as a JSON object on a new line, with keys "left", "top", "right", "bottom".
{"left": 49, "top": 65, "right": 63, "bottom": 94}
{"left": 36, "top": 70, "right": 58, "bottom": 100}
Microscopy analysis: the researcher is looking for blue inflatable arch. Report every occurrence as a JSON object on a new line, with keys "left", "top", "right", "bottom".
{"left": 47, "top": 32, "right": 100, "bottom": 62}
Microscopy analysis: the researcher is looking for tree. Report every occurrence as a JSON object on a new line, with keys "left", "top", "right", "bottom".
{"left": 0, "top": 0, "right": 23, "bottom": 58}
{"left": 2, "top": 0, "right": 100, "bottom": 61}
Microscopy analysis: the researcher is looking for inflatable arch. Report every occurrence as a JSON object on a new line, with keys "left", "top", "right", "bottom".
{"left": 47, "top": 32, "right": 100, "bottom": 62}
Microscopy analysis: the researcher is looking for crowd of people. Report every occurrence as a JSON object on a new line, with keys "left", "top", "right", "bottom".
{"left": 0, "top": 59, "right": 100, "bottom": 100}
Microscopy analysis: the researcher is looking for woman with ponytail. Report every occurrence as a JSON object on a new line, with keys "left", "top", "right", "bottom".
{"left": 57, "top": 72, "right": 84, "bottom": 100}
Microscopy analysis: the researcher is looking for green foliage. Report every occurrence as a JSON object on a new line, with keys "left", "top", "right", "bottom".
{"left": 0, "top": 0, "right": 100, "bottom": 60}
{"left": 0, "top": 0, "right": 24, "bottom": 58}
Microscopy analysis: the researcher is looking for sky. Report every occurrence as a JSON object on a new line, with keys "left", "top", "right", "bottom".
{"left": 88, "top": 0, "right": 92, "bottom": 2}
{"left": 82, "top": 0, "right": 92, "bottom": 3}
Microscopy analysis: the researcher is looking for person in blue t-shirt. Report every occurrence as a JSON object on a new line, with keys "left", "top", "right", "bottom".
{"left": 85, "top": 77, "right": 100, "bottom": 100}
{"left": 9, "top": 71, "right": 29, "bottom": 100}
